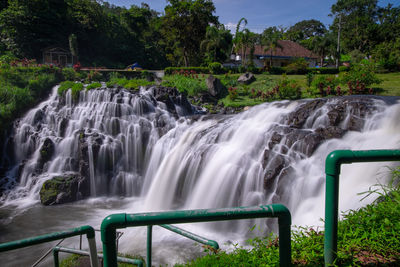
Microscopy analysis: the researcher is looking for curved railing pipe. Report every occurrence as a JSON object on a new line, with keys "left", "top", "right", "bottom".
{"left": 101, "top": 204, "right": 291, "bottom": 267}
{"left": 324, "top": 149, "right": 400, "bottom": 266}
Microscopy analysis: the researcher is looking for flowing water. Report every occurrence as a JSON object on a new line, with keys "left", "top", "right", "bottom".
{"left": 1, "top": 85, "right": 400, "bottom": 266}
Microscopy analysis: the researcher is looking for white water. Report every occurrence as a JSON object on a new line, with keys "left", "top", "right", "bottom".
{"left": 1, "top": 85, "right": 400, "bottom": 266}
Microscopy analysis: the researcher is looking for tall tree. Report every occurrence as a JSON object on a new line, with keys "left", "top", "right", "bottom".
{"left": 331, "top": 0, "right": 379, "bottom": 54}
{"left": 200, "top": 25, "right": 232, "bottom": 64}
{"left": 287, "top": 19, "right": 326, "bottom": 42}
{"left": 162, "top": 0, "right": 218, "bottom": 66}
{"left": 261, "top": 27, "right": 283, "bottom": 68}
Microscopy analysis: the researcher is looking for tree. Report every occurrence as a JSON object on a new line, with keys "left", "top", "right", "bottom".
{"left": 261, "top": 27, "right": 283, "bottom": 68}
{"left": 287, "top": 19, "right": 326, "bottom": 42}
{"left": 331, "top": 0, "right": 380, "bottom": 54}
{"left": 162, "top": 0, "right": 218, "bottom": 66}
{"left": 200, "top": 25, "right": 232, "bottom": 64}
{"left": 310, "top": 34, "right": 335, "bottom": 66}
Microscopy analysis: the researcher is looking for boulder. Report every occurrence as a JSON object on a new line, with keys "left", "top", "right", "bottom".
{"left": 37, "top": 138, "right": 55, "bottom": 170}
{"left": 40, "top": 174, "right": 83, "bottom": 205}
{"left": 206, "top": 75, "right": 227, "bottom": 98}
{"left": 237, "top": 72, "right": 256, "bottom": 85}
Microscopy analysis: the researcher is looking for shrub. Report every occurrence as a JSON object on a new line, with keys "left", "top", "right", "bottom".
{"left": 62, "top": 68, "right": 78, "bottom": 81}
{"left": 164, "top": 67, "right": 209, "bottom": 75}
{"left": 208, "top": 62, "right": 223, "bottom": 74}
{"left": 86, "top": 70, "right": 103, "bottom": 82}
{"left": 312, "top": 75, "right": 341, "bottom": 96}
{"left": 342, "top": 61, "right": 382, "bottom": 94}
{"left": 86, "top": 82, "right": 102, "bottom": 90}
{"left": 269, "top": 66, "right": 285, "bottom": 74}
{"left": 58, "top": 81, "right": 75, "bottom": 96}
{"left": 307, "top": 67, "right": 339, "bottom": 74}
{"left": 284, "top": 58, "right": 308, "bottom": 74}
{"left": 71, "top": 83, "right": 84, "bottom": 100}
{"left": 277, "top": 75, "right": 302, "bottom": 100}
{"left": 338, "top": 66, "right": 350, "bottom": 72}
{"left": 228, "top": 87, "right": 238, "bottom": 100}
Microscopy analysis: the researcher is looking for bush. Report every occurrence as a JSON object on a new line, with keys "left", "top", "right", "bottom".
{"left": 86, "top": 82, "right": 102, "bottom": 90}
{"left": 312, "top": 75, "right": 341, "bottom": 96}
{"left": 284, "top": 58, "right": 308, "bottom": 74}
{"left": 71, "top": 83, "right": 84, "bottom": 100}
{"left": 165, "top": 67, "right": 209, "bottom": 75}
{"left": 58, "top": 81, "right": 75, "bottom": 96}
{"left": 208, "top": 62, "right": 223, "bottom": 74}
{"left": 86, "top": 70, "right": 103, "bottom": 82}
{"left": 307, "top": 67, "right": 339, "bottom": 74}
{"left": 342, "top": 61, "right": 382, "bottom": 94}
{"left": 62, "top": 68, "right": 78, "bottom": 81}
{"left": 269, "top": 66, "right": 285, "bottom": 74}
{"left": 338, "top": 66, "right": 350, "bottom": 72}
{"left": 277, "top": 75, "right": 302, "bottom": 100}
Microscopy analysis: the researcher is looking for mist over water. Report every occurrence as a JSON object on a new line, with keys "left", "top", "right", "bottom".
{"left": 1, "top": 85, "right": 399, "bottom": 265}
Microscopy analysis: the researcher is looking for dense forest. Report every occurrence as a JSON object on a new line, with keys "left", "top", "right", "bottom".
{"left": 0, "top": 0, "right": 399, "bottom": 70}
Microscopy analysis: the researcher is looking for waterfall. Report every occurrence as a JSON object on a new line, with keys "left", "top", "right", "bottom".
{"left": 1, "top": 85, "right": 400, "bottom": 233}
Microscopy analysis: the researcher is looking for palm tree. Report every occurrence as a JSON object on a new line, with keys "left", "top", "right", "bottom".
{"left": 261, "top": 27, "right": 283, "bottom": 68}
{"left": 232, "top": 17, "right": 248, "bottom": 62}
{"left": 200, "top": 25, "right": 232, "bottom": 63}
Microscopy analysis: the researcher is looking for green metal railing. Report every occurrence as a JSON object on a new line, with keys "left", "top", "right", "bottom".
{"left": 324, "top": 149, "right": 400, "bottom": 266}
{"left": 53, "top": 246, "right": 144, "bottom": 267}
{"left": 0, "top": 225, "right": 99, "bottom": 267}
{"left": 100, "top": 204, "right": 292, "bottom": 267}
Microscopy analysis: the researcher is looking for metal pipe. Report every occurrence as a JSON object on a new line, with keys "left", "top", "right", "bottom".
{"left": 52, "top": 246, "right": 143, "bottom": 267}
{"left": 160, "top": 224, "right": 219, "bottom": 250}
{"left": 0, "top": 225, "right": 95, "bottom": 252}
{"left": 147, "top": 225, "right": 152, "bottom": 267}
{"left": 101, "top": 204, "right": 291, "bottom": 267}
{"left": 324, "top": 149, "right": 400, "bottom": 266}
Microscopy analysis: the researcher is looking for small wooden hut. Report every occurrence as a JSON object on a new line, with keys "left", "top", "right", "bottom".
{"left": 42, "top": 47, "right": 75, "bottom": 67}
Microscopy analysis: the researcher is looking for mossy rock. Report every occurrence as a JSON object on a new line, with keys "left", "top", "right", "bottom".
{"left": 39, "top": 174, "right": 80, "bottom": 205}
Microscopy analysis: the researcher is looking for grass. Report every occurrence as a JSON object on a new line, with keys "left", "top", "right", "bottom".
{"left": 161, "top": 72, "right": 400, "bottom": 108}
{"left": 375, "top": 72, "right": 400, "bottom": 96}
{"left": 106, "top": 77, "right": 155, "bottom": 90}
{"left": 178, "top": 168, "right": 400, "bottom": 266}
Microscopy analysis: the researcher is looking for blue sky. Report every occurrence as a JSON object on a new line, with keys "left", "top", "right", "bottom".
{"left": 105, "top": 0, "right": 399, "bottom": 33}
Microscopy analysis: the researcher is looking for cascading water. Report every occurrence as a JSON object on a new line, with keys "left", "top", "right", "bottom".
{"left": 1, "top": 84, "right": 400, "bottom": 266}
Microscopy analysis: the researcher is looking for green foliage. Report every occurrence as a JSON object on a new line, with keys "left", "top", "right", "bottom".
{"left": 284, "top": 58, "right": 308, "bottom": 75}
{"left": 58, "top": 81, "right": 75, "bottom": 96}
{"left": 0, "top": 65, "right": 60, "bottom": 133}
{"left": 165, "top": 67, "right": 209, "bottom": 75}
{"left": 338, "top": 66, "right": 350, "bottom": 72}
{"left": 277, "top": 75, "right": 302, "bottom": 100}
{"left": 310, "top": 75, "right": 341, "bottom": 96}
{"left": 163, "top": 0, "right": 218, "bottom": 66}
{"left": 62, "top": 68, "right": 79, "bottom": 81}
{"left": 181, "top": 169, "right": 400, "bottom": 266}
{"left": 86, "top": 82, "right": 101, "bottom": 90}
{"left": 306, "top": 72, "right": 315, "bottom": 87}
{"left": 342, "top": 61, "right": 382, "bottom": 93}
{"left": 162, "top": 74, "right": 207, "bottom": 96}
{"left": 71, "top": 83, "right": 84, "bottom": 100}
{"left": 106, "top": 77, "right": 154, "bottom": 90}
{"left": 307, "top": 67, "right": 339, "bottom": 75}
{"left": 208, "top": 62, "right": 223, "bottom": 74}
{"left": 86, "top": 70, "right": 103, "bottom": 82}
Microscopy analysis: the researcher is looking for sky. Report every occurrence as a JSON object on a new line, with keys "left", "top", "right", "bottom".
{"left": 104, "top": 0, "right": 399, "bottom": 33}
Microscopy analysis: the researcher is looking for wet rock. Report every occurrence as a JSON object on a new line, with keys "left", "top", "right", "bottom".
{"left": 148, "top": 86, "right": 193, "bottom": 115}
{"left": 286, "top": 99, "right": 326, "bottom": 128}
{"left": 37, "top": 138, "right": 55, "bottom": 169}
{"left": 40, "top": 174, "right": 83, "bottom": 205}
{"left": 237, "top": 72, "right": 256, "bottom": 85}
{"left": 206, "top": 75, "right": 227, "bottom": 98}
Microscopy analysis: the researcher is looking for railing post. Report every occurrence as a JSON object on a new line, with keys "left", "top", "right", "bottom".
{"left": 147, "top": 225, "right": 152, "bottom": 267}
{"left": 324, "top": 149, "right": 400, "bottom": 266}
{"left": 53, "top": 247, "right": 60, "bottom": 267}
